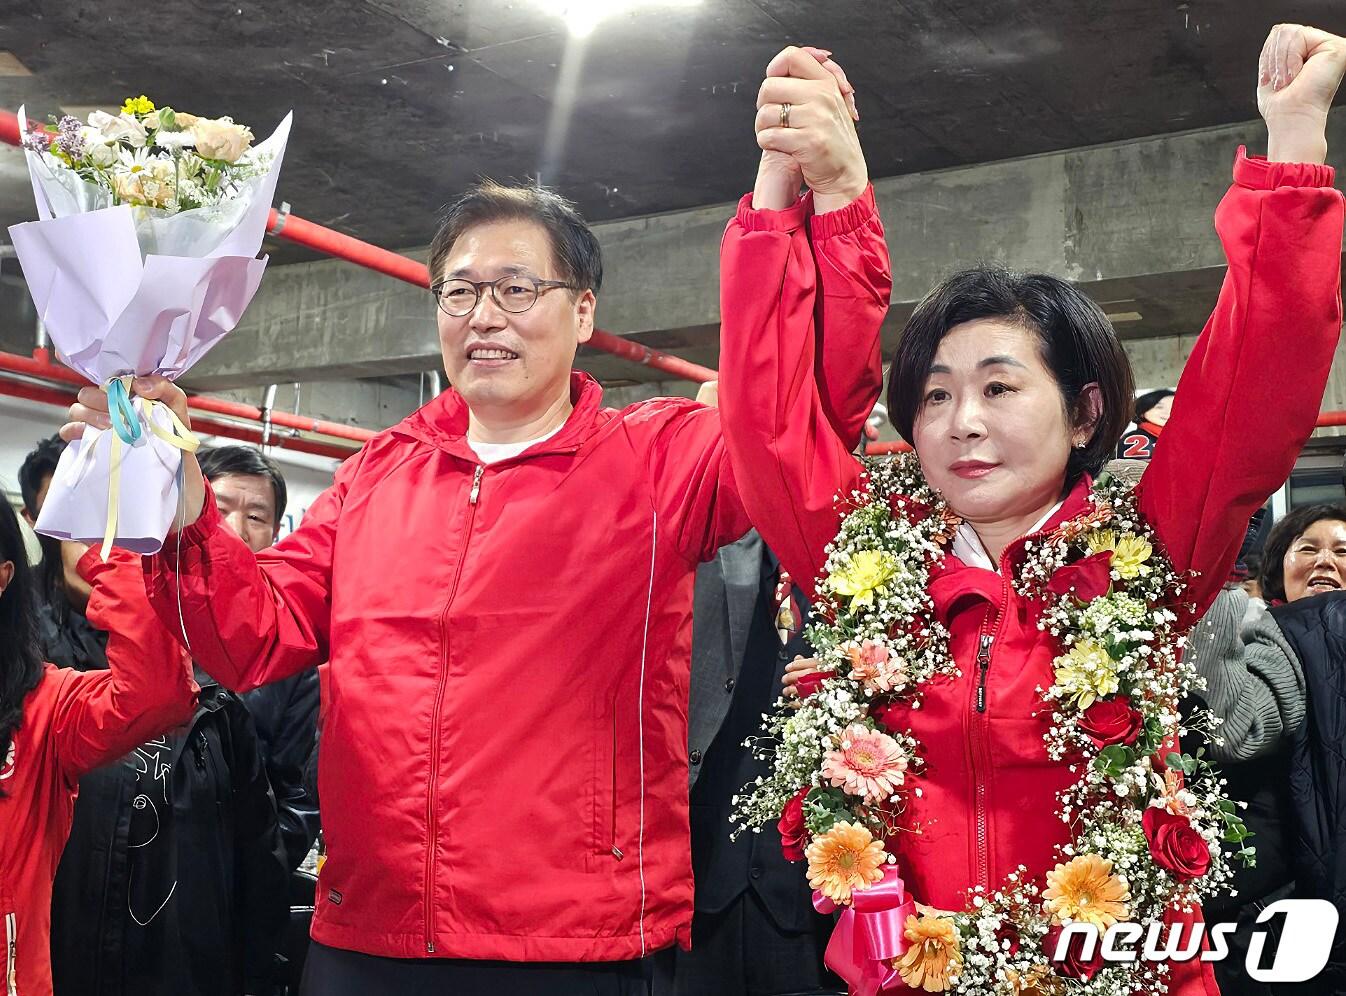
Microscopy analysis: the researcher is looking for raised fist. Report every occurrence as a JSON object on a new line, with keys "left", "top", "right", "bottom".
{"left": 1257, "top": 24, "right": 1346, "bottom": 124}
{"left": 753, "top": 46, "right": 867, "bottom": 213}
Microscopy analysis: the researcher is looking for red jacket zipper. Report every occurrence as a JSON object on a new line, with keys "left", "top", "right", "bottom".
{"left": 423, "top": 463, "right": 484, "bottom": 954}
{"left": 969, "top": 567, "right": 1010, "bottom": 891}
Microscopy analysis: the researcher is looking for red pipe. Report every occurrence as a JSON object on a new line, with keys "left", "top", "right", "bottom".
{"left": 0, "top": 349, "right": 375, "bottom": 443}
{"left": 0, "top": 376, "right": 360, "bottom": 459}
{"left": 267, "top": 208, "right": 432, "bottom": 288}
{"left": 585, "top": 330, "right": 719, "bottom": 383}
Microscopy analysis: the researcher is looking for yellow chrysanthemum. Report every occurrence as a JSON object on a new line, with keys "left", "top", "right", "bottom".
{"left": 122, "top": 95, "right": 156, "bottom": 115}
{"left": 827, "top": 549, "right": 900, "bottom": 611}
{"left": 894, "top": 914, "right": 963, "bottom": 993}
{"left": 1052, "top": 639, "right": 1120, "bottom": 709}
{"left": 1043, "top": 853, "right": 1131, "bottom": 928}
{"left": 805, "top": 821, "right": 887, "bottom": 904}
{"left": 1085, "top": 529, "right": 1153, "bottom": 580}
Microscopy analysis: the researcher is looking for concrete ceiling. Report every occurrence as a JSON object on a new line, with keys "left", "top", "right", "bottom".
{"left": 3, "top": 0, "right": 1344, "bottom": 266}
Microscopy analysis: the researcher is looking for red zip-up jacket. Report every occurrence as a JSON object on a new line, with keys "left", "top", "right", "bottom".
{"left": 140, "top": 187, "right": 888, "bottom": 964}
{"left": 1, "top": 550, "right": 197, "bottom": 996}
{"left": 718, "top": 150, "right": 1344, "bottom": 994}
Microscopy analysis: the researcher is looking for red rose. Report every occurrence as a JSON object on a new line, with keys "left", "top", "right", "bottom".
{"left": 887, "top": 493, "right": 932, "bottom": 525}
{"left": 1078, "top": 695, "right": 1144, "bottom": 749}
{"left": 778, "top": 789, "right": 808, "bottom": 862}
{"left": 1143, "top": 807, "right": 1212, "bottom": 881}
{"left": 870, "top": 700, "right": 904, "bottom": 733}
{"left": 1044, "top": 924, "right": 1105, "bottom": 981}
{"left": 1047, "top": 550, "right": 1114, "bottom": 602}
{"left": 795, "top": 669, "right": 835, "bottom": 700}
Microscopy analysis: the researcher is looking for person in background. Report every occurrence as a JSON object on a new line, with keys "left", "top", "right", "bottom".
{"left": 49, "top": 586, "right": 289, "bottom": 996}
{"left": 1115, "top": 388, "right": 1174, "bottom": 460}
{"left": 198, "top": 445, "right": 322, "bottom": 871}
{"left": 0, "top": 495, "right": 197, "bottom": 996}
{"left": 19, "top": 435, "right": 106, "bottom": 670}
{"left": 654, "top": 381, "right": 839, "bottom": 996}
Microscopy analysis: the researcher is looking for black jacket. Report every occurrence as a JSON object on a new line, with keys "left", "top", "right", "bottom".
{"left": 50, "top": 676, "right": 289, "bottom": 996}
{"left": 241, "top": 671, "right": 320, "bottom": 870}
{"left": 1270, "top": 591, "right": 1346, "bottom": 994}
{"left": 687, "top": 532, "right": 825, "bottom": 932}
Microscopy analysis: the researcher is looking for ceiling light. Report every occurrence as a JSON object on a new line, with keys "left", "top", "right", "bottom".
{"left": 534, "top": 0, "right": 702, "bottom": 38}
{"left": 1105, "top": 311, "right": 1144, "bottom": 323}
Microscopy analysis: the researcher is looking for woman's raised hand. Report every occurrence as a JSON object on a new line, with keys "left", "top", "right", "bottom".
{"left": 753, "top": 46, "right": 867, "bottom": 213}
{"left": 1258, "top": 24, "right": 1346, "bottom": 164}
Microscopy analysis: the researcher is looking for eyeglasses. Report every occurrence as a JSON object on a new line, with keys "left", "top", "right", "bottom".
{"left": 431, "top": 274, "right": 576, "bottom": 317}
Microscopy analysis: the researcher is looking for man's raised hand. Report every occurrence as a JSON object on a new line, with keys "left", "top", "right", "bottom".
{"left": 1257, "top": 24, "right": 1346, "bottom": 164}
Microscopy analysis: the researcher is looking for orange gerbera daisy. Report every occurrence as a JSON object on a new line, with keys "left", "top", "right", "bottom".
{"left": 1043, "top": 853, "right": 1131, "bottom": 928}
{"left": 894, "top": 914, "right": 962, "bottom": 993}
{"left": 805, "top": 821, "right": 886, "bottom": 904}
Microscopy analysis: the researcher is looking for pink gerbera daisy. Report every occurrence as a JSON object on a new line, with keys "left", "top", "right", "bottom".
{"left": 822, "top": 724, "right": 909, "bottom": 803}
{"left": 846, "top": 639, "right": 907, "bottom": 693}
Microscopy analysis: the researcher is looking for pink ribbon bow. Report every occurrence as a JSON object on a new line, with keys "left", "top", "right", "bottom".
{"left": 813, "top": 864, "right": 916, "bottom": 996}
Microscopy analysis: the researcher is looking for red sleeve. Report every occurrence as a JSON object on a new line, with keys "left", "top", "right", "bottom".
{"left": 1138, "top": 149, "right": 1344, "bottom": 619}
{"left": 718, "top": 185, "right": 891, "bottom": 597}
{"left": 144, "top": 448, "right": 364, "bottom": 692}
{"left": 52, "top": 548, "right": 198, "bottom": 779}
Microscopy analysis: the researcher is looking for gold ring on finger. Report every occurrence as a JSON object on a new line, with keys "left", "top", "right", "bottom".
{"left": 779, "top": 102, "right": 792, "bottom": 128}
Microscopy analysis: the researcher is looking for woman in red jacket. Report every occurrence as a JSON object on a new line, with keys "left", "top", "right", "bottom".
{"left": 719, "top": 25, "right": 1346, "bottom": 996}
{"left": 0, "top": 500, "right": 197, "bottom": 996}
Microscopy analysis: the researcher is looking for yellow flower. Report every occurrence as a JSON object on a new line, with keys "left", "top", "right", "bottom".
{"left": 1052, "top": 639, "right": 1120, "bottom": 709}
{"left": 1086, "top": 529, "right": 1153, "bottom": 580}
{"left": 122, "top": 95, "right": 156, "bottom": 116}
{"left": 805, "top": 821, "right": 887, "bottom": 904}
{"left": 827, "top": 549, "right": 900, "bottom": 611}
{"left": 894, "top": 914, "right": 962, "bottom": 993}
{"left": 1006, "top": 965, "right": 1057, "bottom": 996}
{"left": 1043, "top": 853, "right": 1131, "bottom": 928}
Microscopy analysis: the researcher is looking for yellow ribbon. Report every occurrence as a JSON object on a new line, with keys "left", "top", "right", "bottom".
{"left": 97, "top": 380, "right": 200, "bottom": 561}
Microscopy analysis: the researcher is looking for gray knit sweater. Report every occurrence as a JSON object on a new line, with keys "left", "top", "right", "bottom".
{"left": 1185, "top": 585, "right": 1306, "bottom": 763}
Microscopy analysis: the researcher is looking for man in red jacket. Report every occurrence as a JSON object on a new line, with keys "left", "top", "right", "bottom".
{"left": 61, "top": 51, "right": 883, "bottom": 996}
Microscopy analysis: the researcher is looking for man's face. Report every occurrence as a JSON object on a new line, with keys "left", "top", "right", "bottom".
{"left": 435, "top": 219, "right": 595, "bottom": 420}
{"left": 22, "top": 471, "right": 53, "bottom": 526}
{"left": 211, "top": 473, "right": 279, "bottom": 553}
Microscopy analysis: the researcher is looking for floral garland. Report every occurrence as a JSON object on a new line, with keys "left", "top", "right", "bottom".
{"left": 732, "top": 454, "right": 1252, "bottom": 995}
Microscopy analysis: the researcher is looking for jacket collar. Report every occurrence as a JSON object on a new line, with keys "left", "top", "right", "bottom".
{"left": 928, "top": 475, "right": 1096, "bottom": 621}
{"left": 392, "top": 371, "right": 605, "bottom": 463}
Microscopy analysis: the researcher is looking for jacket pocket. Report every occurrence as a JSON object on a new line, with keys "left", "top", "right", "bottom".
{"left": 592, "top": 702, "right": 622, "bottom": 863}
{"left": 4, "top": 905, "right": 17, "bottom": 996}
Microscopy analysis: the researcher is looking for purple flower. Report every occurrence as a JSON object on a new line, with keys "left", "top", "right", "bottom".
{"left": 20, "top": 130, "right": 50, "bottom": 154}
{"left": 53, "top": 115, "right": 85, "bottom": 160}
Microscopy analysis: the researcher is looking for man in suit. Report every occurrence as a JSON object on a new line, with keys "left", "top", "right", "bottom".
{"left": 654, "top": 523, "right": 840, "bottom": 996}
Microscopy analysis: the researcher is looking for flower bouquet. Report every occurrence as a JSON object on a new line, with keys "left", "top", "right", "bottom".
{"left": 9, "top": 97, "right": 291, "bottom": 554}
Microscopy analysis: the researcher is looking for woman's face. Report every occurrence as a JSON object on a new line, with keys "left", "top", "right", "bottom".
{"left": 913, "top": 319, "right": 1097, "bottom": 528}
{"left": 1282, "top": 518, "right": 1346, "bottom": 602}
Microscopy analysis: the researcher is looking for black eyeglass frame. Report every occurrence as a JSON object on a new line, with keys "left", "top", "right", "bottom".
{"left": 430, "top": 274, "right": 578, "bottom": 317}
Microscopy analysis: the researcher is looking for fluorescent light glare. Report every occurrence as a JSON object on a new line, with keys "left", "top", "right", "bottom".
{"left": 536, "top": 0, "right": 702, "bottom": 38}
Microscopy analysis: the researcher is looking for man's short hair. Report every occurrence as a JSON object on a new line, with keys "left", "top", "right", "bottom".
{"left": 19, "top": 435, "right": 66, "bottom": 517}
{"left": 196, "top": 446, "right": 288, "bottom": 528}
{"left": 427, "top": 180, "right": 603, "bottom": 295}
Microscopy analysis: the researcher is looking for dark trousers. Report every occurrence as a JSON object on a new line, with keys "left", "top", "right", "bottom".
{"left": 300, "top": 941, "right": 649, "bottom": 996}
{"left": 651, "top": 891, "right": 840, "bottom": 996}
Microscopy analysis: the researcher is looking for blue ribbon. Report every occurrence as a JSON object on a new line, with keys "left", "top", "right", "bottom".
{"left": 106, "top": 376, "right": 142, "bottom": 446}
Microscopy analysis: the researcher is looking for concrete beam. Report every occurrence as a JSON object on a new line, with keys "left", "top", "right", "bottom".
{"left": 188, "top": 113, "right": 1346, "bottom": 390}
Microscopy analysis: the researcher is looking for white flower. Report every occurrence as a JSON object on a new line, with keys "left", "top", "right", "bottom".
{"left": 154, "top": 129, "right": 196, "bottom": 151}
{"left": 89, "top": 110, "right": 148, "bottom": 148}
{"left": 190, "top": 116, "right": 253, "bottom": 163}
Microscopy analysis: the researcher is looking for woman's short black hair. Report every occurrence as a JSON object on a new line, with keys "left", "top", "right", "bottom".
{"left": 1259, "top": 503, "right": 1346, "bottom": 603}
{"left": 886, "top": 264, "right": 1134, "bottom": 488}
{"left": 427, "top": 180, "right": 603, "bottom": 295}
